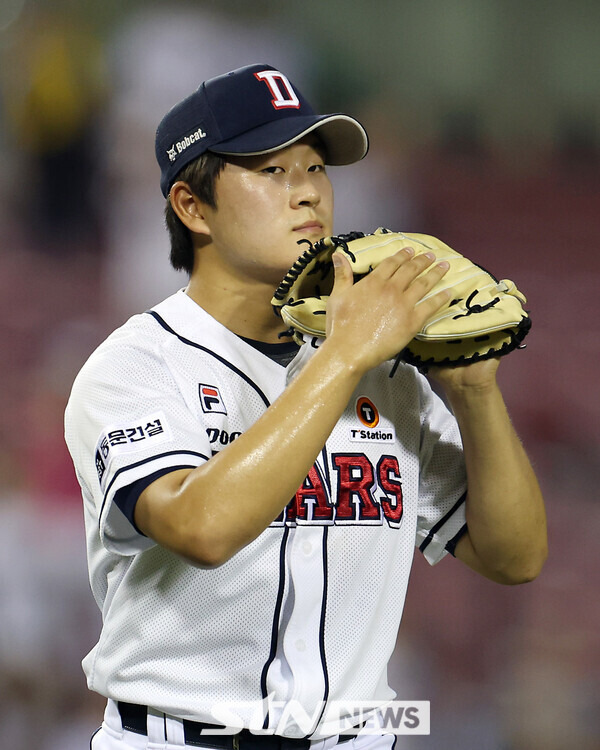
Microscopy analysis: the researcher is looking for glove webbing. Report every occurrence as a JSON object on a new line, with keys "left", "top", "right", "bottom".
{"left": 272, "top": 231, "right": 367, "bottom": 305}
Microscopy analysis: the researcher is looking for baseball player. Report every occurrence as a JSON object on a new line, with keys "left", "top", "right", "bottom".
{"left": 64, "top": 64, "right": 547, "bottom": 749}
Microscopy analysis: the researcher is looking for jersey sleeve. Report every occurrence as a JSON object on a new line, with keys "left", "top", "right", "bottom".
{"left": 414, "top": 378, "right": 468, "bottom": 566}
{"left": 65, "top": 333, "right": 212, "bottom": 556}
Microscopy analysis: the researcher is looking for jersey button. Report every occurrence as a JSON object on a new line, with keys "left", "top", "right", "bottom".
{"left": 302, "top": 541, "right": 312, "bottom": 556}
{"left": 295, "top": 639, "right": 306, "bottom": 652}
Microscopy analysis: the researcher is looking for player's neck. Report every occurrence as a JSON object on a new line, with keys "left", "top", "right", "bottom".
{"left": 185, "top": 273, "right": 288, "bottom": 344}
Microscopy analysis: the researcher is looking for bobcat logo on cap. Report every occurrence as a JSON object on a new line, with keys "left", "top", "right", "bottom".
{"left": 167, "top": 126, "right": 208, "bottom": 163}
{"left": 254, "top": 70, "right": 300, "bottom": 109}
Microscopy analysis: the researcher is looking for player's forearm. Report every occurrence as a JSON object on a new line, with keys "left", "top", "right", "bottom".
{"left": 447, "top": 381, "right": 547, "bottom": 584}
{"left": 138, "top": 338, "right": 363, "bottom": 567}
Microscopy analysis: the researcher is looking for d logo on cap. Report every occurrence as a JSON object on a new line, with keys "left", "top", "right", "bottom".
{"left": 254, "top": 71, "right": 301, "bottom": 109}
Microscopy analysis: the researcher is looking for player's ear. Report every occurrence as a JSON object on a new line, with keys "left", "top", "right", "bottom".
{"left": 169, "top": 181, "right": 211, "bottom": 237}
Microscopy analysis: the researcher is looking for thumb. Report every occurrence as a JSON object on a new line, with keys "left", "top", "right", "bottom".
{"left": 326, "top": 250, "right": 353, "bottom": 338}
{"left": 331, "top": 251, "right": 354, "bottom": 294}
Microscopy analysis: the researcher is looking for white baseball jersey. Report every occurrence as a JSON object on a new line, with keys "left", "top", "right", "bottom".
{"left": 65, "top": 289, "right": 467, "bottom": 738}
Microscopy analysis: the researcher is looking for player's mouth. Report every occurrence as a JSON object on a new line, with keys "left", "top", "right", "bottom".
{"left": 293, "top": 221, "right": 324, "bottom": 236}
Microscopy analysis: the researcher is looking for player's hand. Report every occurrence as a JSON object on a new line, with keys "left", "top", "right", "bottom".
{"left": 428, "top": 357, "right": 500, "bottom": 394}
{"left": 325, "top": 246, "right": 452, "bottom": 374}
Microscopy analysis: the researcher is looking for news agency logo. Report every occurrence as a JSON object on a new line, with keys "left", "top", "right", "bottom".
{"left": 204, "top": 699, "right": 430, "bottom": 737}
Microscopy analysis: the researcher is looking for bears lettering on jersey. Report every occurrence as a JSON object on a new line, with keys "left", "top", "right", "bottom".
{"left": 274, "top": 453, "right": 404, "bottom": 528}
{"left": 293, "top": 463, "right": 333, "bottom": 521}
{"left": 334, "top": 453, "right": 381, "bottom": 521}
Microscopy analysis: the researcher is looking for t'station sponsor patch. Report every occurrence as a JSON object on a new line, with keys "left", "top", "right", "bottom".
{"left": 349, "top": 427, "right": 395, "bottom": 443}
{"left": 350, "top": 396, "right": 396, "bottom": 444}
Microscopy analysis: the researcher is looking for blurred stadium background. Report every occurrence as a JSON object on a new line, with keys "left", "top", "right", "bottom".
{"left": 0, "top": 0, "right": 598, "bottom": 748}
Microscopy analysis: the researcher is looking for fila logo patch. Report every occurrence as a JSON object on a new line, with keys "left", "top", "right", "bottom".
{"left": 254, "top": 70, "right": 300, "bottom": 109}
{"left": 199, "top": 384, "right": 227, "bottom": 414}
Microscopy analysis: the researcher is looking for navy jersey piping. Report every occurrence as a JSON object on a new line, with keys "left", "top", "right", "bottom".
{"left": 418, "top": 490, "right": 467, "bottom": 554}
{"left": 99, "top": 449, "right": 208, "bottom": 524}
{"left": 445, "top": 523, "right": 468, "bottom": 556}
{"left": 309, "top": 450, "right": 332, "bottom": 737}
{"left": 114, "top": 465, "right": 194, "bottom": 533}
{"left": 146, "top": 310, "right": 271, "bottom": 408}
{"left": 307, "top": 525, "right": 330, "bottom": 738}
{"left": 260, "top": 524, "right": 291, "bottom": 729}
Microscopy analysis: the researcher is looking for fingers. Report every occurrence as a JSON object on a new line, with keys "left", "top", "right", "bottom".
{"left": 372, "top": 246, "right": 451, "bottom": 297}
{"left": 325, "top": 245, "right": 453, "bottom": 372}
{"left": 363, "top": 247, "right": 454, "bottom": 339}
{"left": 411, "top": 257, "right": 451, "bottom": 299}
{"left": 333, "top": 245, "right": 452, "bottom": 309}
{"left": 413, "top": 281, "right": 453, "bottom": 324}
{"left": 373, "top": 245, "right": 418, "bottom": 278}
{"left": 370, "top": 246, "right": 445, "bottom": 285}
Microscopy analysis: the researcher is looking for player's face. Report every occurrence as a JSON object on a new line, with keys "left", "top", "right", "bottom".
{"left": 198, "top": 136, "right": 334, "bottom": 286}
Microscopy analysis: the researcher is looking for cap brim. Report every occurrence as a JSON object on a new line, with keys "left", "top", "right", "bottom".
{"left": 212, "top": 114, "right": 369, "bottom": 165}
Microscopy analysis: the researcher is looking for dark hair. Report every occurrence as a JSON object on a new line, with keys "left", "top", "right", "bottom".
{"left": 164, "top": 151, "right": 227, "bottom": 274}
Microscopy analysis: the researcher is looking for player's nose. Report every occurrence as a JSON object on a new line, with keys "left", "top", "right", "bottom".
{"left": 288, "top": 174, "right": 321, "bottom": 209}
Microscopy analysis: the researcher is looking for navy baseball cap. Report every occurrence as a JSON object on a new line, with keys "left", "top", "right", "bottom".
{"left": 155, "top": 63, "right": 369, "bottom": 197}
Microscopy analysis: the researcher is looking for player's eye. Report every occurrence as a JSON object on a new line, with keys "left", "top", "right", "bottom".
{"left": 308, "top": 163, "right": 326, "bottom": 173}
{"left": 261, "top": 166, "right": 284, "bottom": 174}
